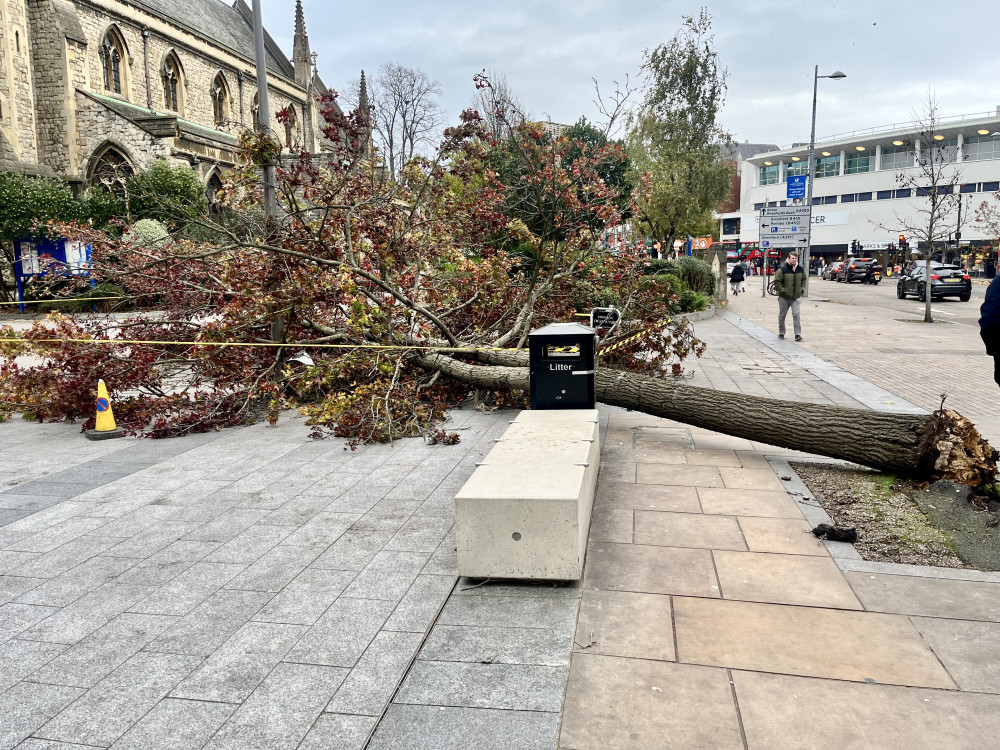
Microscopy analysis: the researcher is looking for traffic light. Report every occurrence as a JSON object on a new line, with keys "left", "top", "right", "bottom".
{"left": 898, "top": 234, "right": 907, "bottom": 251}
{"left": 735, "top": 239, "right": 742, "bottom": 251}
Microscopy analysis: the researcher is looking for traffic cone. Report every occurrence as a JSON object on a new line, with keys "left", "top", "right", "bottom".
{"left": 85, "top": 379, "right": 124, "bottom": 441}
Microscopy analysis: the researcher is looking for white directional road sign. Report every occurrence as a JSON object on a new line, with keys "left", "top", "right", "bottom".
{"left": 759, "top": 206, "right": 812, "bottom": 248}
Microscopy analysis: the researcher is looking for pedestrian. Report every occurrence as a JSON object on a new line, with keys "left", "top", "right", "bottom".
{"left": 979, "top": 275, "right": 1000, "bottom": 388}
{"left": 774, "top": 251, "right": 806, "bottom": 341}
{"left": 729, "top": 259, "right": 745, "bottom": 296}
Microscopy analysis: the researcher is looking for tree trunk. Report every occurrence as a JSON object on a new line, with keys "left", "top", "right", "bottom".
{"left": 416, "top": 353, "right": 997, "bottom": 487}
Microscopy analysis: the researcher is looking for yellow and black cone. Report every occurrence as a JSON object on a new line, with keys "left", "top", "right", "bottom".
{"left": 85, "top": 379, "right": 124, "bottom": 441}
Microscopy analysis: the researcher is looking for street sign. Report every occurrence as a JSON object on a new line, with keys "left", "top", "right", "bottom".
{"left": 759, "top": 206, "right": 812, "bottom": 248}
{"left": 786, "top": 175, "right": 806, "bottom": 200}
{"left": 590, "top": 307, "right": 621, "bottom": 332}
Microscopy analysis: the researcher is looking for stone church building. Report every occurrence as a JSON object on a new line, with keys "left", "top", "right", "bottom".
{"left": 0, "top": 0, "right": 334, "bottom": 198}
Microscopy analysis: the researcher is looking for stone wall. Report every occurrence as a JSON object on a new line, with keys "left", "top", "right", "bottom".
{"left": 0, "top": 0, "right": 40, "bottom": 169}
{"left": 74, "top": 91, "right": 169, "bottom": 176}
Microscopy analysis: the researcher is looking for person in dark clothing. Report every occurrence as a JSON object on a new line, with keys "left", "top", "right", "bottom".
{"left": 729, "top": 261, "right": 745, "bottom": 296}
{"left": 979, "top": 275, "right": 1000, "bottom": 387}
{"left": 773, "top": 251, "right": 807, "bottom": 341}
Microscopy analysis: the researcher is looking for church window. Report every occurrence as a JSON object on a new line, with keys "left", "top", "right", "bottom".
{"left": 212, "top": 74, "right": 229, "bottom": 126}
{"left": 100, "top": 28, "right": 126, "bottom": 96}
{"left": 163, "top": 53, "right": 182, "bottom": 113}
{"left": 15, "top": 31, "right": 20, "bottom": 53}
{"left": 88, "top": 145, "right": 134, "bottom": 198}
{"left": 284, "top": 105, "right": 297, "bottom": 148}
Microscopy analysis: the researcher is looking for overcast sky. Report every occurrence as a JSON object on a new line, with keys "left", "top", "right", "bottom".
{"left": 264, "top": 0, "right": 1000, "bottom": 149}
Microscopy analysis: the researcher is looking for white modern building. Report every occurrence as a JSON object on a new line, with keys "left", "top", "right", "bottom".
{"left": 719, "top": 109, "right": 1000, "bottom": 269}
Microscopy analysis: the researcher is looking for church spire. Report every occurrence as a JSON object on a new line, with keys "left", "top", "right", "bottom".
{"left": 293, "top": 0, "right": 311, "bottom": 87}
{"left": 358, "top": 70, "right": 372, "bottom": 159}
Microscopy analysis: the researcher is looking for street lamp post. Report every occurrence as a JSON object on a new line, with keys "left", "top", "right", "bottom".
{"left": 804, "top": 66, "right": 846, "bottom": 296}
{"left": 251, "top": 0, "right": 276, "bottom": 218}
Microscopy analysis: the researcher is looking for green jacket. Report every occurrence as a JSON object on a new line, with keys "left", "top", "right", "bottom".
{"left": 774, "top": 261, "right": 806, "bottom": 300}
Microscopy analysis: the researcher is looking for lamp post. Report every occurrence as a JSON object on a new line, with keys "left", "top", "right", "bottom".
{"left": 251, "top": 0, "right": 276, "bottom": 218}
{"left": 803, "top": 66, "right": 846, "bottom": 296}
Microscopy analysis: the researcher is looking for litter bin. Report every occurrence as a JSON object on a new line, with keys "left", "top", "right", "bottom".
{"left": 527, "top": 322, "right": 597, "bottom": 410}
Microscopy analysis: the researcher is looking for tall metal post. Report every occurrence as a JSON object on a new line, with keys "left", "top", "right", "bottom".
{"left": 803, "top": 66, "right": 819, "bottom": 297}
{"left": 252, "top": 0, "right": 276, "bottom": 218}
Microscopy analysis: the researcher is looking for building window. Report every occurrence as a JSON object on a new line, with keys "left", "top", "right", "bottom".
{"left": 894, "top": 188, "right": 912, "bottom": 198}
{"left": 983, "top": 181, "right": 1000, "bottom": 192}
{"left": 921, "top": 137, "right": 957, "bottom": 165}
{"left": 758, "top": 164, "right": 779, "bottom": 186}
{"left": 857, "top": 192, "right": 872, "bottom": 201}
{"left": 212, "top": 74, "right": 229, "bottom": 126}
{"left": 100, "top": 28, "right": 127, "bottom": 96}
{"left": 812, "top": 196, "right": 836, "bottom": 205}
{"left": 881, "top": 145, "right": 914, "bottom": 170}
{"left": 782, "top": 161, "right": 808, "bottom": 181}
{"left": 814, "top": 155, "right": 840, "bottom": 178}
{"left": 15, "top": 30, "right": 20, "bottom": 53}
{"left": 841, "top": 194, "right": 856, "bottom": 203}
{"left": 877, "top": 190, "right": 893, "bottom": 200}
{"left": 88, "top": 145, "right": 134, "bottom": 197}
{"left": 163, "top": 53, "right": 182, "bottom": 112}
{"left": 964, "top": 135, "right": 1000, "bottom": 162}
{"left": 753, "top": 202, "right": 764, "bottom": 211}
{"left": 960, "top": 183, "right": 977, "bottom": 194}
{"left": 284, "top": 105, "right": 297, "bottom": 148}
{"left": 845, "top": 153, "right": 872, "bottom": 175}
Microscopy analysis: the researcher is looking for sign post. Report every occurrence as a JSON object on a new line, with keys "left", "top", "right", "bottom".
{"left": 786, "top": 175, "right": 807, "bottom": 204}
{"left": 590, "top": 307, "right": 621, "bottom": 335}
{"left": 758, "top": 206, "right": 812, "bottom": 297}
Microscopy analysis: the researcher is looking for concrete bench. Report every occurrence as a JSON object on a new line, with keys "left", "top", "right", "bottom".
{"left": 455, "top": 409, "right": 600, "bottom": 581}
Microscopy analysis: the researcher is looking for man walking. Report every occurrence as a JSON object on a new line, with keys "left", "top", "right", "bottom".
{"left": 979, "top": 274, "right": 1000, "bottom": 387}
{"left": 774, "top": 251, "right": 806, "bottom": 341}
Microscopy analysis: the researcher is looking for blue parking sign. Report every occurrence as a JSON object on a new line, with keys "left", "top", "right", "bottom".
{"left": 787, "top": 175, "right": 806, "bottom": 200}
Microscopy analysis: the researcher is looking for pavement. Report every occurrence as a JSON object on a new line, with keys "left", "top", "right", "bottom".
{"left": 1, "top": 287, "right": 1000, "bottom": 749}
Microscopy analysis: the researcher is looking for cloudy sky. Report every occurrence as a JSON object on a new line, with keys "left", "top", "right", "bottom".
{"left": 263, "top": 0, "right": 1000, "bottom": 149}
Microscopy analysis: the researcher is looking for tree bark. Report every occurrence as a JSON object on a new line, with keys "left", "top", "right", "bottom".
{"left": 416, "top": 353, "right": 997, "bottom": 487}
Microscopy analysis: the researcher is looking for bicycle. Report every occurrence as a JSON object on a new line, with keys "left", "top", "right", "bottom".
{"left": 766, "top": 279, "right": 777, "bottom": 296}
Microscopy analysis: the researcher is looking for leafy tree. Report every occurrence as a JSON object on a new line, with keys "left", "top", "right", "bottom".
{"left": 627, "top": 8, "right": 733, "bottom": 254}
{"left": 0, "top": 172, "right": 84, "bottom": 243}
{"left": 125, "top": 158, "right": 208, "bottom": 225}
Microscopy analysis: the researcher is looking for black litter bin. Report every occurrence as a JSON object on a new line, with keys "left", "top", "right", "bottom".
{"left": 527, "top": 322, "right": 597, "bottom": 410}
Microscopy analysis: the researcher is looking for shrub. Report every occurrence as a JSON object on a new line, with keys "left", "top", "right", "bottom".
{"left": 126, "top": 159, "right": 208, "bottom": 224}
{"left": 677, "top": 256, "right": 716, "bottom": 295}
{"left": 125, "top": 219, "right": 170, "bottom": 248}
{"left": 642, "top": 258, "right": 680, "bottom": 277}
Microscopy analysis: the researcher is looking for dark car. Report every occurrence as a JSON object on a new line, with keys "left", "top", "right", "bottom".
{"left": 822, "top": 261, "right": 843, "bottom": 281}
{"left": 896, "top": 263, "right": 971, "bottom": 301}
{"left": 838, "top": 258, "right": 882, "bottom": 283}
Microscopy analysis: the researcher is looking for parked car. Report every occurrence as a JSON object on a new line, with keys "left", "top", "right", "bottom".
{"left": 896, "top": 263, "right": 972, "bottom": 301}
{"left": 838, "top": 258, "right": 882, "bottom": 283}
{"left": 822, "top": 261, "right": 843, "bottom": 281}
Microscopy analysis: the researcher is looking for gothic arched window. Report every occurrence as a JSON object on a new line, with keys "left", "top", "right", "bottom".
{"left": 206, "top": 172, "right": 224, "bottom": 217}
{"left": 284, "top": 105, "right": 297, "bottom": 148}
{"left": 212, "top": 73, "right": 230, "bottom": 126}
{"left": 100, "top": 28, "right": 127, "bottom": 96}
{"left": 88, "top": 144, "right": 134, "bottom": 198}
{"left": 162, "top": 53, "right": 182, "bottom": 113}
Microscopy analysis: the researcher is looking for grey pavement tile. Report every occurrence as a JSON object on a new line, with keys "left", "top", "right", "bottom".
{"left": 86, "top": 505, "right": 180, "bottom": 539}
{"left": 100, "top": 522, "right": 206, "bottom": 561}
{"left": 16, "top": 555, "right": 139, "bottom": 607}
{"left": 846, "top": 572, "right": 1000, "bottom": 622}
{"left": 144, "top": 589, "right": 273, "bottom": 657}
{"left": 260, "top": 494, "right": 339, "bottom": 527}
{"left": 412, "top": 491, "right": 457, "bottom": 518}
{"left": 298, "top": 713, "right": 376, "bottom": 750}
{"left": 0, "top": 528, "right": 31, "bottom": 549}
{"left": 171, "top": 621, "right": 307, "bottom": 702}
{"left": 113, "top": 541, "right": 220, "bottom": 587}
{"left": 281, "top": 511, "right": 360, "bottom": 547}
{"left": 351, "top": 499, "right": 423, "bottom": 533}
{"left": 309, "top": 528, "right": 394, "bottom": 572}
{"left": 158, "top": 479, "right": 234, "bottom": 507}
{"left": 0, "top": 502, "right": 96, "bottom": 537}
{"left": 8, "top": 739, "right": 96, "bottom": 749}
{"left": 9, "top": 536, "right": 120, "bottom": 580}
{"left": 223, "top": 543, "right": 324, "bottom": 594}
{"left": 325, "top": 630, "right": 424, "bottom": 716}
{"left": 284, "top": 597, "right": 396, "bottom": 667}
{"left": 180, "top": 509, "right": 271, "bottom": 543}
{"left": 437, "top": 594, "right": 580, "bottom": 631}
{"left": 367, "top": 704, "right": 558, "bottom": 750}
{"left": 421, "top": 533, "right": 458, "bottom": 576}
{"left": 0, "top": 575, "right": 45, "bottom": 605}
{"left": 320, "top": 487, "right": 388, "bottom": 515}
{"left": 0, "top": 681, "right": 84, "bottom": 750}
{"left": 109, "top": 698, "right": 237, "bottom": 750}
{"left": 203, "top": 663, "right": 348, "bottom": 750}
{"left": 383, "top": 516, "right": 454, "bottom": 553}
{"left": 383, "top": 574, "right": 456, "bottom": 633}
{"left": 253, "top": 569, "right": 357, "bottom": 625}
{"left": 0, "top": 603, "right": 60, "bottom": 644}
{"left": 910, "top": 616, "right": 1000, "bottom": 693}
{"left": 395, "top": 660, "right": 567, "bottom": 712}
{"left": 82, "top": 490, "right": 169, "bottom": 519}
{"left": 19, "top": 583, "right": 157, "bottom": 644}
{"left": 341, "top": 551, "right": 431, "bottom": 601}
{"left": 8, "top": 517, "right": 112, "bottom": 554}
{"left": 162, "top": 497, "right": 243, "bottom": 526}
{"left": 128, "top": 562, "right": 246, "bottom": 617}
{"left": 35, "top": 651, "right": 202, "bottom": 747}
{"left": 419, "top": 624, "right": 571, "bottom": 667}
{"left": 0, "top": 494, "right": 64, "bottom": 512}
{"left": 7, "top": 482, "right": 98, "bottom": 501}
{"left": 29, "top": 613, "right": 177, "bottom": 689}
{"left": 202, "top": 524, "right": 293, "bottom": 565}
{"left": 453, "top": 579, "right": 582, "bottom": 599}
{"left": 0, "top": 638, "right": 69, "bottom": 694}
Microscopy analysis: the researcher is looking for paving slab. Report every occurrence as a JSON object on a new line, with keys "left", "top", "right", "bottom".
{"left": 395, "top": 660, "right": 566, "bottom": 712}
{"left": 368, "top": 704, "right": 558, "bottom": 750}
{"left": 252, "top": 568, "right": 357, "bottom": 626}
{"left": 419, "top": 623, "right": 571, "bottom": 667}
{"left": 325, "top": 630, "right": 424, "bottom": 715}
{"left": 299, "top": 713, "right": 377, "bottom": 750}
{"left": 583, "top": 543, "right": 720, "bottom": 598}
{"left": 573, "top": 589, "right": 675, "bottom": 661}
{"left": 674, "top": 596, "right": 956, "bottom": 688}
{"left": 734, "top": 669, "right": 1000, "bottom": 750}
{"left": 636, "top": 463, "right": 724, "bottom": 487}
{"left": 284, "top": 596, "right": 396, "bottom": 667}
{"left": 738, "top": 515, "right": 828, "bottom": 556}
{"left": 594, "top": 481, "right": 701, "bottom": 512}
{"left": 909, "top": 616, "right": 1000, "bottom": 693}
{"left": 634, "top": 510, "right": 747, "bottom": 551}
{"left": 696, "top": 486, "right": 804, "bottom": 518}
{"left": 559, "top": 653, "right": 744, "bottom": 750}
{"left": 713, "top": 550, "right": 863, "bottom": 609}
{"left": 845, "top": 571, "right": 1000, "bottom": 622}
{"left": 0, "top": 681, "right": 85, "bottom": 750}
{"left": 110, "top": 698, "right": 237, "bottom": 750}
